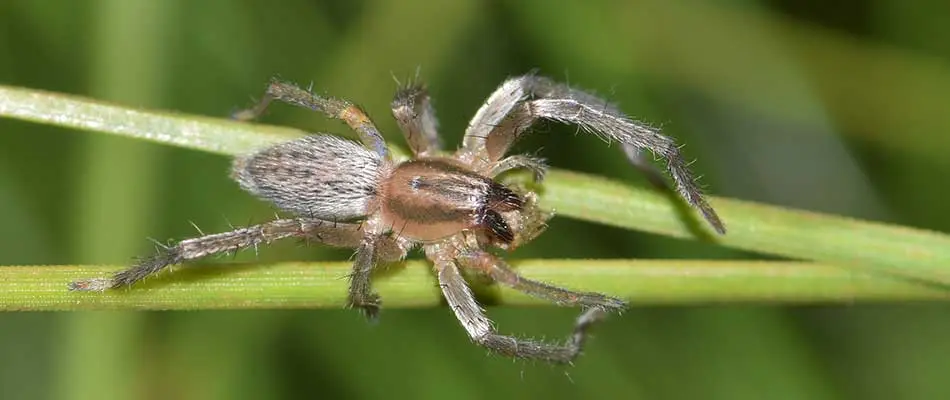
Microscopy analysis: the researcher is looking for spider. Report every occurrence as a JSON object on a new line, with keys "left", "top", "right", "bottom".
{"left": 69, "top": 73, "right": 725, "bottom": 364}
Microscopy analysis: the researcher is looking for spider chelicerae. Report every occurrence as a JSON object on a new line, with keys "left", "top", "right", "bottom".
{"left": 69, "top": 73, "right": 725, "bottom": 364}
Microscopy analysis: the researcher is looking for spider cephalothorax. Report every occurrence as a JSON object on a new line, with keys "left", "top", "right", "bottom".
{"left": 70, "top": 74, "right": 724, "bottom": 363}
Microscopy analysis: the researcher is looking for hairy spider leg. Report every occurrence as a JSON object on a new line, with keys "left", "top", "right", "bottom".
{"left": 489, "top": 154, "right": 548, "bottom": 183}
{"left": 391, "top": 83, "right": 441, "bottom": 156}
{"left": 348, "top": 234, "right": 386, "bottom": 319}
{"left": 233, "top": 79, "right": 390, "bottom": 160}
{"left": 461, "top": 74, "right": 725, "bottom": 234}
{"left": 456, "top": 251, "right": 626, "bottom": 310}
{"left": 68, "top": 219, "right": 408, "bottom": 300}
{"left": 434, "top": 257, "right": 608, "bottom": 364}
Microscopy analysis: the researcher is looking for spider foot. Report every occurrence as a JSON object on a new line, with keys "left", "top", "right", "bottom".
{"left": 587, "top": 295, "right": 627, "bottom": 313}
{"left": 67, "top": 278, "right": 114, "bottom": 292}
{"left": 348, "top": 293, "right": 382, "bottom": 321}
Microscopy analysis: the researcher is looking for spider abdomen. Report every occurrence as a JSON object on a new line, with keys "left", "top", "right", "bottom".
{"left": 232, "top": 134, "right": 384, "bottom": 220}
{"left": 380, "top": 158, "right": 520, "bottom": 243}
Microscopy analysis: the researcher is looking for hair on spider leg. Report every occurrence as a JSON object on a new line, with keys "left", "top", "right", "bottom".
{"left": 188, "top": 221, "right": 205, "bottom": 236}
{"left": 412, "top": 65, "right": 422, "bottom": 83}
{"left": 220, "top": 215, "right": 235, "bottom": 230}
{"left": 72, "top": 73, "right": 724, "bottom": 363}
{"left": 145, "top": 237, "right": 170, "bottom": 250}
{"left": 251, "top": 240, "right": 260, "bottom": 259}
{"left": 388, "top": 71, "right": 403, "bottom": 88}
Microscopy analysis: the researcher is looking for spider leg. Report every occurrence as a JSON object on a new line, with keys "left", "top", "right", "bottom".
{"left": 435, "top": 258, "right": 606, "bottom": 364}
{"left": 461, "top": 74, "right": 725, "bottom": 234}
{"left": 622, "top": 146, "right": 678, "bottom": 192}
{"left": 391, "top": 83, "right": 441, "bottom": 156}
{"left": 457, "top": 251, "right": 626, "bottom": 310}
{"left": 462, "top": 77, "right": 530, "bottom": 164}
{"left": 66, "top": 218, "right": 388, "bottom": 291}
{"left": 347, "top": 234, "right": 412, "bottom": 320}
{"left": 528, "top": 98, "right": 724, "bottom": 233}
{"left": 489, "top": 154, "right": 548, "bottom": 183}
{"left": 233, "top": 79, "right": 389, "bottom": 159}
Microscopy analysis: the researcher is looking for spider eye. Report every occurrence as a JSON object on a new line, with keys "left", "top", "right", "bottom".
{"left": 479, "top": 209, "right": 514, "bottom": 244}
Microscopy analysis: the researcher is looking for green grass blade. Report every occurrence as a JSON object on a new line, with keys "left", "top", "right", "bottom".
{"left": 543, "top": 170, "right": 950, "bottom": 285}
{"left": 2, "top": 85, "right": 950, "bottom": 287}
{"left": 0, "top": 85, "right": 300, "bottom": 155}
{"left": 2, "top": 260, "right": 947, "bottom": 311}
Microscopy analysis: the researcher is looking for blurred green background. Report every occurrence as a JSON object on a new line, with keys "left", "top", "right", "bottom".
{"left": 2, "top": 1, "right": 950, "bottom": 399}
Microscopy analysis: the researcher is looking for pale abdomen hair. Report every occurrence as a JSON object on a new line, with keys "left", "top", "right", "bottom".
{"left": 232, "top": 134, "right": 382, "bottom": 220}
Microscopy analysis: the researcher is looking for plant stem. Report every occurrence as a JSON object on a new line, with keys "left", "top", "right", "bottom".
{"left": 1, "top": 260, "right": 946, "bottom": 311}
{"left": 0, "top": 84, "right": 299, "bottom": 155}
{"left": 543, "top": 170, "right": 950, "bottom": 285}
